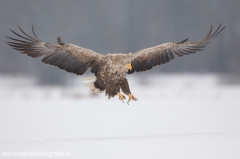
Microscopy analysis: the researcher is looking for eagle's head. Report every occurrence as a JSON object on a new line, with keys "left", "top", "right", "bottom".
{"left": 106, "top": 53, "right": 132, "bottom": 71}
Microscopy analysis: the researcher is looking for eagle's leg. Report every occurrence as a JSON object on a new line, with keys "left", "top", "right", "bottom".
{"left": 117, "top": 92, "right": 126, "bottom": 103}
{"left": 105, "top": 80, "right": 124, "bottom": 101}
{"left": 127, "top": 94, "right": 138, "bottom": 104}
{"left": 120, "top": 79, "right": 138, "bottom": 104}
{"left": 94, "top": 77, "right": 106, "bottom": 92}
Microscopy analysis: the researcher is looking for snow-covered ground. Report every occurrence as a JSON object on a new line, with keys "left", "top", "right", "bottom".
{"left": 0, "top": 74, "right": 240, "bottom": 159}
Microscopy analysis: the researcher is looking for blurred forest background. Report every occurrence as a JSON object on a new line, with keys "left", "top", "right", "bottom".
{"left": 0, "top": 0, "right": 239, "bottom": 85}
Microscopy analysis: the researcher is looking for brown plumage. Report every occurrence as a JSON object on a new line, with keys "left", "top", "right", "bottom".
{"left": 6, "top": 24, "right": 225, "bottom": 104}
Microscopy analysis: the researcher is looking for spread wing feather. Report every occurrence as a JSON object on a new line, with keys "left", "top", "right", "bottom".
{"left": 128, "top": 24, "right": 225, "bottom": 74}
{"left": 6, "top": 25, "right": 104, "bottom": 75}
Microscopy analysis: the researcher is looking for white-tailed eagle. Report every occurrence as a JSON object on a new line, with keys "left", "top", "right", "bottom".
{"left": 6, "top": 24, "right": 225, "bottom": 104}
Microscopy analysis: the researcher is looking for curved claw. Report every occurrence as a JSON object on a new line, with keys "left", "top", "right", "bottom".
{"left": 127, "top": 94, "right": 138, "bottom": 105}
{"left": 118, "top": 93, "right": 126, "bottom": 103}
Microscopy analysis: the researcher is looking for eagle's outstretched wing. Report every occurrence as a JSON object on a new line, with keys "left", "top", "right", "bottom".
{"left": 6, "top": 25, "right": 104, "bottom": 75}
{"left": 128, "top": 24, "right": 225, "bottom": 74}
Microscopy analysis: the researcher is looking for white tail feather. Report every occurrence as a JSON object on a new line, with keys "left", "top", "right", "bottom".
{"left": 81, "top": 77, "right": 104, "bottom": 93}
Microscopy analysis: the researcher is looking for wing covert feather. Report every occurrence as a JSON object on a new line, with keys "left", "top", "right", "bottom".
{"left": 128, "top": 24, "right": 225, "bottom": 74}
{"left": 6, "top": 25, "right": 104, "bottom": 75}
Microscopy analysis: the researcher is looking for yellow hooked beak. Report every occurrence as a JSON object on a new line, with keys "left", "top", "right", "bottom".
{"left": 125, "top": 64, "right": 132, "bottom": 70}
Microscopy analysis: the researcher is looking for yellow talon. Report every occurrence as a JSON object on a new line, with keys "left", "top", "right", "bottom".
{"left": 118, "top": 93, "right": 126, "bottom": 103}
{"left": 127, "top": 94, "right": 138, "bottom": 104}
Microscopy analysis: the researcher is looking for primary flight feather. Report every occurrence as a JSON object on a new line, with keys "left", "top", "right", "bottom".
{"left": 6, "top": 24, "right": 225, "bottom": 104}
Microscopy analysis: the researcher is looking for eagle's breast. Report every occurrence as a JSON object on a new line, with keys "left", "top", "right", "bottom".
{"left": 107, "top": 60, "right": 126, "bottom": 81}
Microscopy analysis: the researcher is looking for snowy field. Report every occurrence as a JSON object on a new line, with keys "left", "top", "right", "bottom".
{"left": 0, "top": 74, "right": 240, "bottom": 159}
